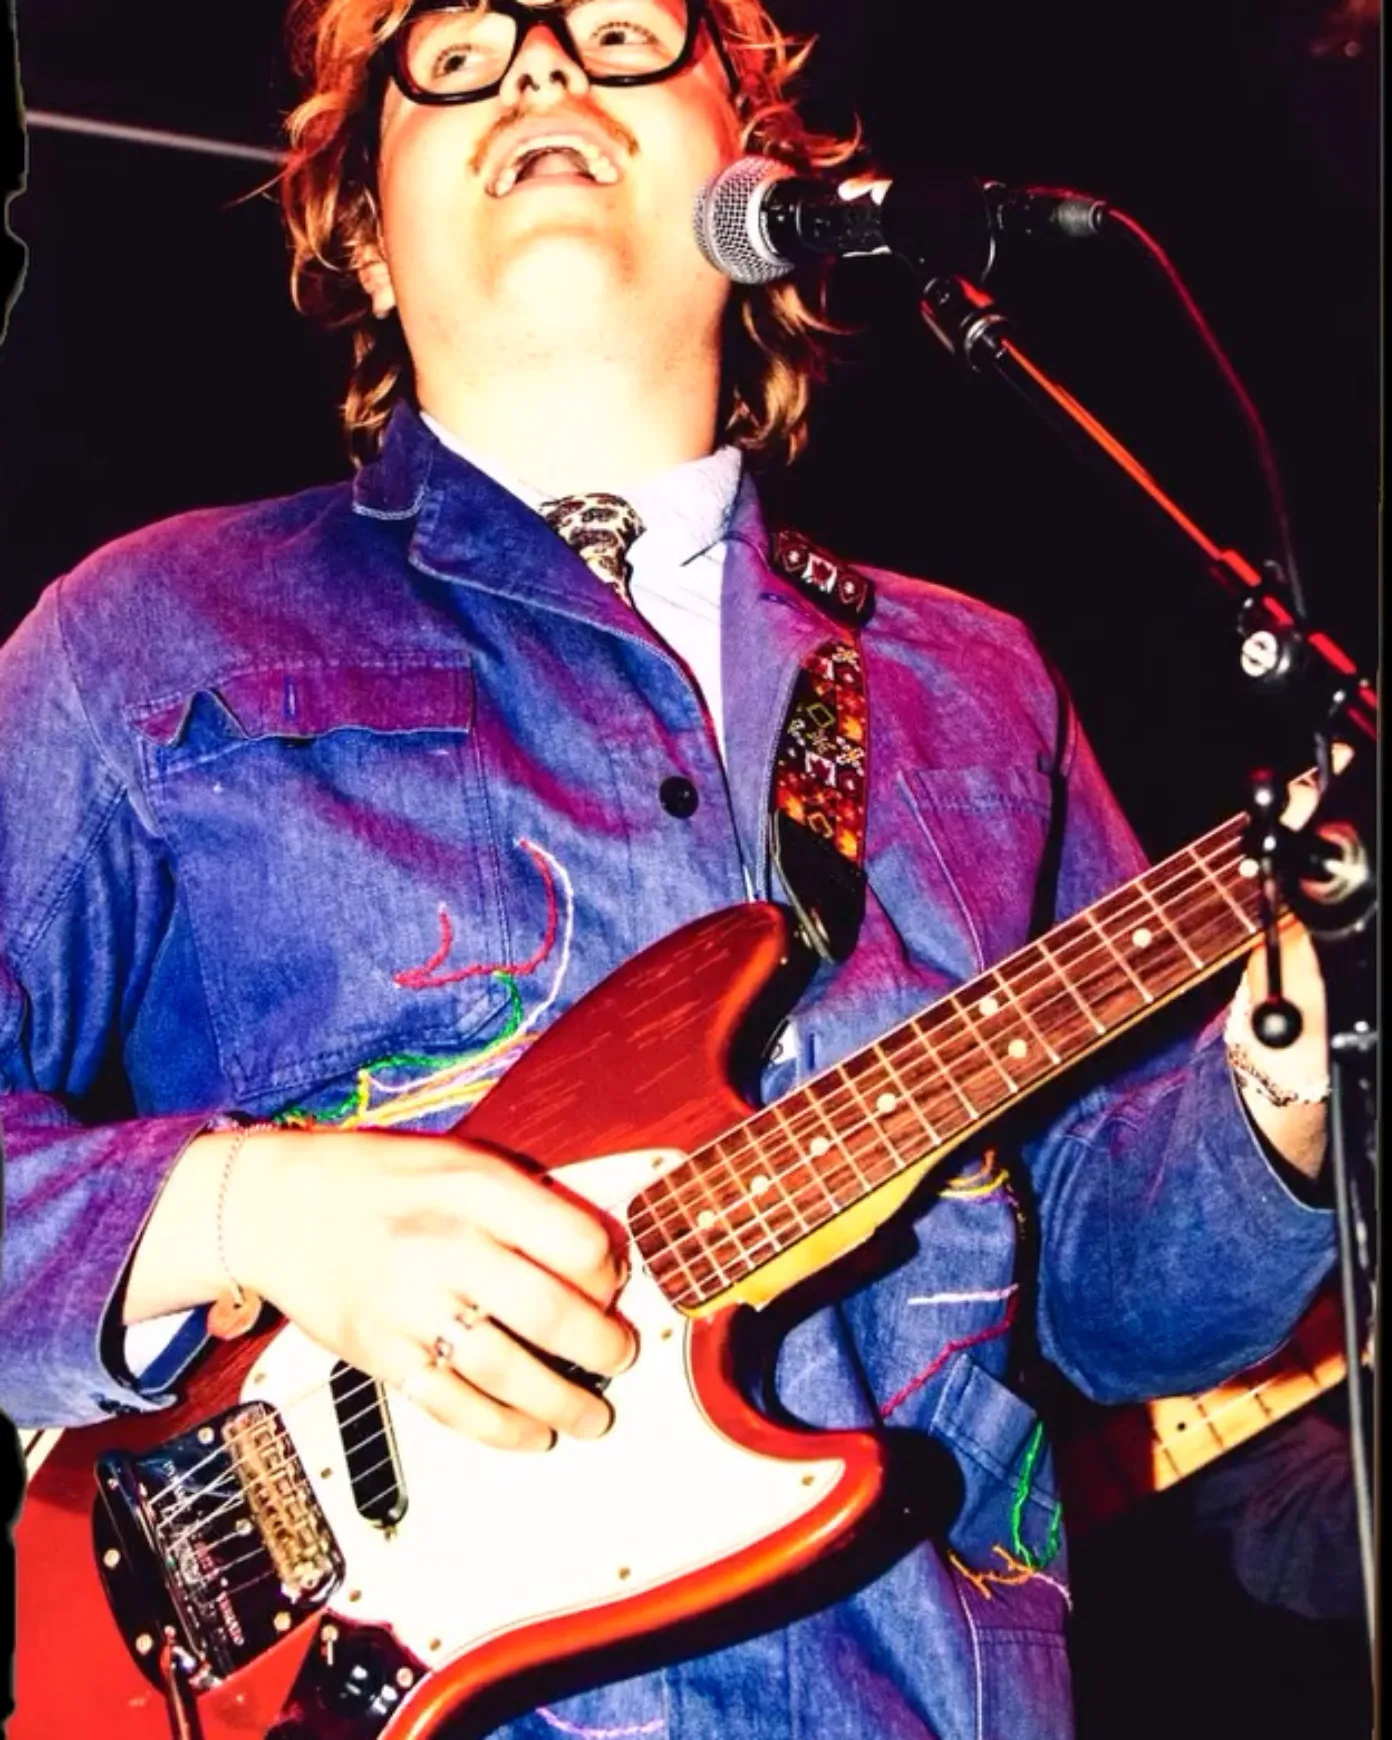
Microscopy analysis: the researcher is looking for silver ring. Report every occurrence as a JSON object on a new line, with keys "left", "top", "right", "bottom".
{"left": 456, "top": 1300, "right": 489, "bottom": 1332}
{"left": 431, "top": 1334, "right": 455, "bottom": 1368}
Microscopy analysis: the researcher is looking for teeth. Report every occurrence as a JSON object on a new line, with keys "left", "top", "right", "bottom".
{"left": 491, "top": 136, "right": 621, "bottom": 197}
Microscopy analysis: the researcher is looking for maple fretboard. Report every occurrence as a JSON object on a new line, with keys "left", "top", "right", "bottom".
{"left": 1058, "top": 1288, "right": 1352, "bottom": 1535}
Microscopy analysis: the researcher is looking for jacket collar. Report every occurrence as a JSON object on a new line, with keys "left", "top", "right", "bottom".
{"left": 353, "top": 402, "right": 641, "bottom": 639}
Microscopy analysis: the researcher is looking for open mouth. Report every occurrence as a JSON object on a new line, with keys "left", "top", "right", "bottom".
{"left": 490, "top": 136, "right": 623, "bottom": 197}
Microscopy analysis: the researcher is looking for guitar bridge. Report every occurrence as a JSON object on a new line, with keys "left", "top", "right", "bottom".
{"left": 94, "top": 1401, "right": 344, "bottom": 1688}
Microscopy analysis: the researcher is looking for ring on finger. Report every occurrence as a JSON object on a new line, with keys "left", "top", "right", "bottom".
{"left": 456, "top": 1299, "right": 489, "bottom": 1332}
{"left": 431, "top": 1333, "right": 455, "bottom": 1368}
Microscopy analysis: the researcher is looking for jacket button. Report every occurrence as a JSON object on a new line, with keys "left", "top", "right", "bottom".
{"left": 659, "top": 776, "right": 699, "bottom": 819}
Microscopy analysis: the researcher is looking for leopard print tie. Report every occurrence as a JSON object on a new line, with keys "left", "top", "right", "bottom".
{"left": 540, "top": 493, "right": 646, "bottom": 609}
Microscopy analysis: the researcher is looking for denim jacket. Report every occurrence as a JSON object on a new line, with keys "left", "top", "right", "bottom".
{"left": 0, "top": 406, "right": 1333, "bottom": 1739}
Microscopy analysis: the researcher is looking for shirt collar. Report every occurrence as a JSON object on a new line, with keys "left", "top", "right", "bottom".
{"left": 419, "top": 408, "right": 744, "bottom": 570}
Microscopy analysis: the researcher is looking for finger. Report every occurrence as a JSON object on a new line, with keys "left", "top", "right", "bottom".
{"left": 449, "top": 1227, "right": 636, "bottom": 1378}
{"left": 432, "top": 1146, "right": 625, "bottom": 1305}
{"left": 1281, "top": 743, "right": 1355, "bottom": 829}
{"left": 393, "top": 1345, "right": 555, "bottom": 1451}
{"left": 440, "top": 1314, "right": 614, "bottom": 1440}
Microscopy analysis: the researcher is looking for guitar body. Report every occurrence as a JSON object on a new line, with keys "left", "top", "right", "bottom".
{"left": 13, "top": 904, "right": 889, "bottom": 1740}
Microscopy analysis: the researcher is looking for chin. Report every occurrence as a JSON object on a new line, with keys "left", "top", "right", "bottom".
{"left": 491, "top": 222, "right": 641, "bottom": 301}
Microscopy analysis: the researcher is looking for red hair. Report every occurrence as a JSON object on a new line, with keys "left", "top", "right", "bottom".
{"left": 280, "top": 0, "right": 860, "bottom": 463}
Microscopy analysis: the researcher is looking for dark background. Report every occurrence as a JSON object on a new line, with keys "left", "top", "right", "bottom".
{"left": 0, "top": 2, "right": 1381, "bottom": 1736}
{"left": 0, "top": 0, "right": 1380, "bottom": 856}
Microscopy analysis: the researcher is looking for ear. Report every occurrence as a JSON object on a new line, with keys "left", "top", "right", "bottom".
{"left": 356, "top": 239, "right": 397, "bottom": 319}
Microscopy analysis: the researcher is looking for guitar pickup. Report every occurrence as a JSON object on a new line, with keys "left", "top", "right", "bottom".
{"left": 94, "top": 1401, "right": 344, "bottom": 1688}
{"left": 331, "top": 1362, "right": 408, "bottom": 1530}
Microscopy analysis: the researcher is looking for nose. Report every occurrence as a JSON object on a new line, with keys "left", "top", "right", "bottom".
{"left": 501, "top": 17, "right": 593, "bottom": 106}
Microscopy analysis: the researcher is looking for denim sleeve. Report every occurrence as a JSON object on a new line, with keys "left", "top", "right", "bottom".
{"left": 1023, "top": 691, "right": 1335, "bottom": 1404}
{"left": 0, "top": 586, "right": 211, "bottom": 1427}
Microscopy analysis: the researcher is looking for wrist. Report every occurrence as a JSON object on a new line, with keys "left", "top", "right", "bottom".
{"left": 1223, "top": 974, "right": 1331, "bottom": 1108}
{"left": 219, "top": 1123, "right": 297, "bottom": 1314}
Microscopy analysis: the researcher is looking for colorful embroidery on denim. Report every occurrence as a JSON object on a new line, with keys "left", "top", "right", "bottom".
{"left": 279, "top": 838, "right": 574, "bottom": 1130}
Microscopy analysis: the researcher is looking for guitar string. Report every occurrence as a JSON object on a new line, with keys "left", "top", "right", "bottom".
{"left": 150, "top": 823, "right": 1265, "bottom": 1553}
{"left": 629, "top": 820, "right": 1252, "bottom": 1254}
{"left": 629, "top": 832, "right": 1258, "bottom": 1288}
{"left": 183, "top": 1314, "right": 1347, "bottom": 1601}
{"left": 194, "top": 1293, "right": 1355, "bottom": 1583}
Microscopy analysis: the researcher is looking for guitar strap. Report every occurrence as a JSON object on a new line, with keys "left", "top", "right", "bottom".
{"left": 764, "top": 529, "right": 874, "bottom": 964}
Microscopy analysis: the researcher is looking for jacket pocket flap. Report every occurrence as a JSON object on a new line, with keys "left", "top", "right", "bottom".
{"left": 131, "top": 662, "right": 474, "bottom": 747}
{"left": 932, "top": 1352, "right": 1056, "bottom": 1498}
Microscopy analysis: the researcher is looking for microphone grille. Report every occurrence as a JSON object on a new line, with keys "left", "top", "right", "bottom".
{"left": 693, "top": 156, "right": 795, "bottom": 285}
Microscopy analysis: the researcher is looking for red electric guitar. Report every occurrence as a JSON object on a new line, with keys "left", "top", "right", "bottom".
{"left": 11, "top": 795, "right": 1331, "bottom": 1740}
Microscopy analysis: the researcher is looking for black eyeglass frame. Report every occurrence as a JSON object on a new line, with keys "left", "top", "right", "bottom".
{"left": 384, "top": 0, "right": 739, "bottom": 106}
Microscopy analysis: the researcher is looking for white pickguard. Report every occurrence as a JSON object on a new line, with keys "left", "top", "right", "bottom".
{"left": 242, "top": 1149, "right": 846, "bottom": 1670}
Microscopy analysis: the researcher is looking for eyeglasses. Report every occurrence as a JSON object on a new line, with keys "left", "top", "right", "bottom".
{"left": 385, "top": 0, "right": 737, "bottom": 106}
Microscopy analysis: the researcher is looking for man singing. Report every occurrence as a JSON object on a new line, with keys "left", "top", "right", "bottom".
{"left": 0, "top": 1, "right": 1337, "bottom": 1735}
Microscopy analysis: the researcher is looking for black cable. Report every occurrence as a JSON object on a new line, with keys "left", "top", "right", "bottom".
{"left": 1095, "top": 206, "right": 1307, "bottom": 614}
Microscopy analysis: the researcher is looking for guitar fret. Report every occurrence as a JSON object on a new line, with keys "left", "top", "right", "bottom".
{"left": 980, "top": 971, "right": 1064, "bottom": 1068}
{"left": 1091, "top": 884, "right": 1197, "bottom": 1001}
{"left": 1080, "top": 907, "right": 1153, "bottom": 1005}
{"left": 920, "top": 996, "right": 1029, "bottom": 1114}
{"left": 710, "top": 1134, "right": 802, "bottom": 1255}
{"left": 895, "top": 1023, "right": 980, "bottom": 1136}
{"left": 837, "top": 1053, "right": 934, "bottom": 1183}
{"left": 946, "top": 995, "right": 1020, "bottom": 1095}
{"left": 1147, "top": 1394, "right": 1228, "bottom": 1476}
{"left": 638, "top": 1174, "right": 723, "bottom": 1301}
{"left": 1032, "top": 934, "right": 1107, "bottom": 1037}
{"left": 1192, "top": 851, "right": 1258, "bottom": 933}
{"left": 725, "top": 1126, "right": 811, "bottom": 1268}
{"left": 703, "top": 1159, "right": 784, "bottom": 1271}
{"left": 793, "top": 1079, "right": 886, "bottom": 1202}
{"left": 909, "top": 1014, "right": 986, "bottom": 1122}
{"left": 874, "top": 1041, "right": 943, "bottom": 1144}
{"left": 766, "top": 1101, "right": 850, "bottom": 1216}
{"left": 685, "top": 1151, "right": 746, "bottom": 1285}
{"left": 817, "top": 1073, "right": 882, "bottom": 1192}
{"left": 1134, "top": 869, "right": 1204, "bottom": 967}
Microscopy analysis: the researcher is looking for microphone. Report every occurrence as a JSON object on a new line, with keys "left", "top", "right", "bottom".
{"left": 693, "top": 155, "right": 1110, "bottom": 285}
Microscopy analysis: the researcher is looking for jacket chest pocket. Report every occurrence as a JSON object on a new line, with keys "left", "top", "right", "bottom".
{"left": 892, "top": 764, "right": 1058, "bottom": 977}
{"left": 130, "top": 662, "right": 512, "bottom": 1100}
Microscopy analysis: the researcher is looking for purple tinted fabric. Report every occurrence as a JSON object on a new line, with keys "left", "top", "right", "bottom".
{"left": 0, "top": 406, "right": 1333, "bottom": 1737}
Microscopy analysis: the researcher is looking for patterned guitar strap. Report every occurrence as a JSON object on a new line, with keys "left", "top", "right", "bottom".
{"left": 542, "top": 497, "right": 871, "bottom": 963}
{"left": 765, "top": 529, "right": 872, "bottom": 963}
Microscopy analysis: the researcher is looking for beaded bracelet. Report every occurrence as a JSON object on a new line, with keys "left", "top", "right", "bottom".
{"left": 1223, "top": 975, "right": 1331, "bottom": 1108}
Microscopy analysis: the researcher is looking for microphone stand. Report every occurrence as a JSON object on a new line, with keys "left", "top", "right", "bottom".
{"left": 915, "top": 275, "right": 1379, "bottom": 1643}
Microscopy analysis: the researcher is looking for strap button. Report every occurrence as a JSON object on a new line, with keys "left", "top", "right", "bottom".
{"left": 660, "top": 776, "right": 699, "bottom": 819}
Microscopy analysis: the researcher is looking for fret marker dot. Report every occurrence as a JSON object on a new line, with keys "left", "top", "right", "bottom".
{"left": 750, "top": 1174, "right": 772, "bottom": 1197}
{"left": 696, "top": 1209, "right": 718, "bottom": 1231}
{"left": 875, "top": 1092, "right": 897, "bottom": 1115}
{"left": 1132, "top": 927, "right": 1153, "bottom": 950}
{"left": 1007, "top": 1038, "right": 1029, "bottom": 1060}
{"left": 809, "top": 1135, "right": 831, "bottom": 1158}
{"left": 978, "top": 995, "right": 1000, "bottom": 1018}
{"left": 1239, "top": 857, "right": 1259, "bottom": 879}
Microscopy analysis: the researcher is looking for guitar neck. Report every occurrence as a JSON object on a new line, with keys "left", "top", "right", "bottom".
{"left": 633, "top": 801, "right": 1272, "bottom": 1310}
{"left": 1057, "top": 1289, "right": 1351, "bottom": 1535}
